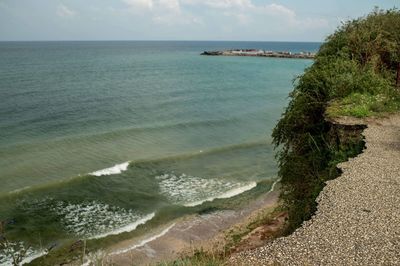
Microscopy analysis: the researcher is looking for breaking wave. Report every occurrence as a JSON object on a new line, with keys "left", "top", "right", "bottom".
{"left": 0, "top": 242, "right": 48, "bottom": 266}
{"left": 89, "top": 162, "right": 130, "bottom": 176}
{"left": 52, "top": 201, "right": 154, "bottom": 239}
{"left": 184, "top": 182, "right": 257, "bottom": 207}
{"left": 156, "top": 173, "right": 257, "bottom": 207}
{"left": 111, "top": 223, "right": 176, "bottom": 255}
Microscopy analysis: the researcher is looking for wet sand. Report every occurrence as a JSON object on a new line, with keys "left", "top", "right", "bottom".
{"left": 103, "top": 187, "right": 280, "bottom": 265}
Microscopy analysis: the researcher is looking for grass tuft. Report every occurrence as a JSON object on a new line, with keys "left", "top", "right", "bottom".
{"left": 327, "top": 92, "right": 400, "bottom": 118}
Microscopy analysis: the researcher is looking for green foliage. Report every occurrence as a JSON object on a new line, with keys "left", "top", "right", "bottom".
{"left": 272, "top": 8, "right": 400, "bottom": 232}
{"left": 327, "top": 92, "right": 400, "bottom": 117}
{"left": 319, "top": 7, "right": 400, "bottom": 71}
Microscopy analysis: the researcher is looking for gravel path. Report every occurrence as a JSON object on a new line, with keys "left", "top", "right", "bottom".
{"left": 231, "top": 115, "right": 400, "bottom": 265}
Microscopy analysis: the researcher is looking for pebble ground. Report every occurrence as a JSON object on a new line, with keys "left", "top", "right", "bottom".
{"left": 230, "top": 115, "right": 400, "bottom": 265}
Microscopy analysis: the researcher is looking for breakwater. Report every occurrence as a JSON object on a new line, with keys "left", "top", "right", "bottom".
{"left": 201, "top": 49, "right": 315, "bottom": 59}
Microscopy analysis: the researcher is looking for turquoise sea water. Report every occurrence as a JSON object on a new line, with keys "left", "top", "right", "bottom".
{"left": 0, "top": 41, "right": 317, "bottom": 263}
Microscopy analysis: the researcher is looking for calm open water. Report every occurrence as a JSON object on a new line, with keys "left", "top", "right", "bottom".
{"left": 0, "top": 41, "right": 318, "bottom": 263}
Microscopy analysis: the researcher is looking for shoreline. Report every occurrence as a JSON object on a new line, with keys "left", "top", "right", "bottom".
{"left": 24, "top": 180, "right": 281, "bottom": 266}
{"left": 90, "top": 180, "right": 282, "bottom": 265}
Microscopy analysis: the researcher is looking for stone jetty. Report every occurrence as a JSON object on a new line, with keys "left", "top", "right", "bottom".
{"left": 201, "top": 49, "right": 315, "bottom": 59}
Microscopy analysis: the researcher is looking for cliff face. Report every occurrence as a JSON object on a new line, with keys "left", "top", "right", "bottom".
{"left": 232, "top": 114, "right": 400, "bottom": 265}
{"left": 326, "top": 118, "right": 366, "bottom": 171}
{"left": 271, "top": 113, "right": 366, "bottom": 234}
{"left": 270, "top": 9, "right": 400, "bottom": 232}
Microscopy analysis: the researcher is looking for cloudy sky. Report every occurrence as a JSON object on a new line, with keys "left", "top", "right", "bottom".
{"left": 0, "top": 0, "right": 398, "bottom": 41}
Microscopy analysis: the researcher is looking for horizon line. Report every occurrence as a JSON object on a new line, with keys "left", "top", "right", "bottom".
{"left": 0, "top": 39, "right": 324, "bottom": 43}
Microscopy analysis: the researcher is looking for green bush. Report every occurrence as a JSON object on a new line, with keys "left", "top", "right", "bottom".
{"left": 272, "top": 8, "right": 400, "bottom": 232}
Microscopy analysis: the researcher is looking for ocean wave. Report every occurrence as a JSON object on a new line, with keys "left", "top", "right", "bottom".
{"left": 111, "top": 223, "right": 176, "bottom": 255}
{"left": 89, "top": 162, "right": 130, "bottom": 176}
{"left": 9, "top": 186, "right": 31, "bottom": 194}
{"left": 2, "top": 141, "right": 271, "bottom": 198}
{"left": 52, "top": 201, "right": 154, "bottom": 239}
{"left": 90, "top": 212, "right": 155, "bottom": 240}
{"left": 0, "top": 241, "right": 47, "bottom": 266}
{"left": 3, "top": 114, "right": 264, "bottom": 151}
{"left": 21, "top": 250, "right": 48, "bottom": 265}
{"left": 156, "top": 173, "right": 257, "bottom": 207}
{"left": 184, "top": 182, "right": 257, "bottom": 207}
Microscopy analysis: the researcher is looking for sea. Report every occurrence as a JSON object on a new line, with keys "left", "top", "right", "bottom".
{"left": 0, "top": 41, "right": 319, "bottom": 264}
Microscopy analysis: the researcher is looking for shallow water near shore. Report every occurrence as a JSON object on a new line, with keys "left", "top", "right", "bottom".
{"left": 0, "top": 41, "right": 317, "bottom": 263}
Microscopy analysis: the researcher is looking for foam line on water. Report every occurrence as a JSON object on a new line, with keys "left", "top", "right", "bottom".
{"left": 0, "top": 243, "right": 48, "bottom": 266}
{"left": 184, "top": 181, "right": 257, "bottom": 207}
{"left": 111, "top": 223, "right": 176, "bottom": 255}
{"left": 53, "top": 200, "right": 155, "bottom": 239}
{"left": 89, "top": 212, "right": 156, "bottom": 239}
{"left": 9, "top": 186, "right": 31, "bottom": 194}
{"left": 89, "top": 162, "right": 130, "bottom": 176}
{"left": 21, "top": 250, "right": 49, "bottom": 265}
{"left": 157, "top": 173, "right": 259, "bottom": 207}
{"left": 270, "top": 178, "right": 280, "bottom": 192}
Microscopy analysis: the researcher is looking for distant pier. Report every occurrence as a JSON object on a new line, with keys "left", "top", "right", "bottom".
{"left": 201, "top": 49, "right": 315, "bottom": 59}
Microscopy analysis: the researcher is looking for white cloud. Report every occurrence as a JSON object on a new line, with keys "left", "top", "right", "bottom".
{"left": 57, "top": 4, "right": 76, "bottom": 18}
{"left": 124, "top": 0, "right": 181, "bottom": 11}
{"left": 203, "top": 0, "right": 252, "bottom": 9}
{"left": 182, "top": 0, "right": 252, "bottom": 9}
{"left": 181, "top": 1, "right": 304, "bottom": 25}
{"left": 223, "top": 11, "right": 251, "bottom": 25}
{"left": 294, "top": 17, "right": 330, "bottom": 29}
{"left": 256, "top": 4, "right": 329, "bottom": 30}
{"left": 260, "top": 3, "right": 295, "bottom": 18}
{"left": 124, "top": 0, "right": 154, "bottom": 10}
{"left": 119, "top": 0, "right": 331, "bottom": 40}
{"left": 215, "top": 2, "right": 329, "bottom": 32}
{"left": 159, "top": 0, "right": 180, "bottom": 12}
{"left": 123, "top": 0, "right": 204, "bottom": 26}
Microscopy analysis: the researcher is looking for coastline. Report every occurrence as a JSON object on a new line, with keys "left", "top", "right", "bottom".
{"left": 88, "top": 180, "right": 282, "bottom": 265}
{"left": 231, "top": 114, "right": 400, "bottom": 265}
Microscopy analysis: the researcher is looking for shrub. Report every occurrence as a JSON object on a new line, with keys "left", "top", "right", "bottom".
{"left": 272, "top": 8, "right": 400, "bottom": 232}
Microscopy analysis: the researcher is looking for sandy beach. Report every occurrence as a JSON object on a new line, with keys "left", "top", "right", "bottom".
{"left": 92, "top": 184, "right": 281, "bottom": 265}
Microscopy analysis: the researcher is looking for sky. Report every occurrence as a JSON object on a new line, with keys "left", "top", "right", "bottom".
{"left": 0, "top": 0, "right": 398, "bottom": 42}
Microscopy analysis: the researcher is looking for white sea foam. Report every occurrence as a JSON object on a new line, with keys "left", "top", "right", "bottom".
{"left": 21, "top": 250, "right": 49, "bottom": 265}
{"left": 53, "top": 201, "right": 154, "bottom": 239}
{"left": 0, "top": 242, "right": 47, "bottom": 266}
{"left": 9, "top": 186, "right": 31, "bottom": 194}
{"left": 89, "top": 162, "right": 130, "bottom": 176}
{"left": 111, "top": 223, "right": 176, "bottom": 255}
{"left": 270, "top": 178, "right": 281, "bottom": 192}
{"left": 156, "top": 173, "right": 257, "bottom": 207}
{"left": 184, "top": 182, "right": 257, "bottom": 207}
{"left": 90, "top": 212, "right": 155, "bottom": 239}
